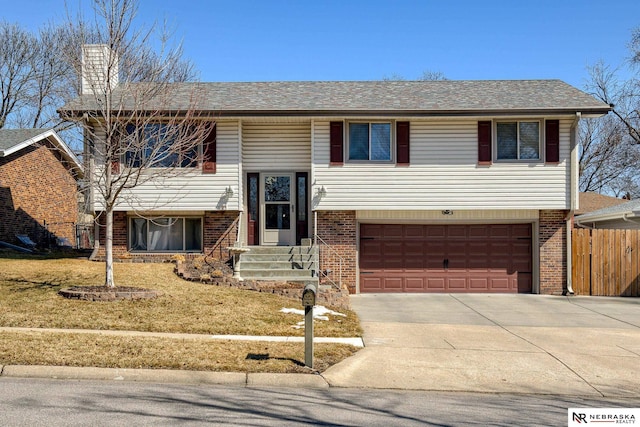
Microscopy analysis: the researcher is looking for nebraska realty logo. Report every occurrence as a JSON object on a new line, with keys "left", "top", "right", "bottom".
{"left": 568, "top": 408, "right": 639, "bottom": 425}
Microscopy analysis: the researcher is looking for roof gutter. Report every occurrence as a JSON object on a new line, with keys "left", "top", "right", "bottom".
{"left": 575, "top": 210, "right": 638, "bottom": 226}
{"left": 564, "top": 112, "right": 581, "bottom": 295}
{"left": 58, "top": 107, "right": 612, "bottom": 119}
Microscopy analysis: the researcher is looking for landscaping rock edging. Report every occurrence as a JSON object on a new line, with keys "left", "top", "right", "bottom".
{"left": 174, "top": 261, "right": 351, "bottom": 310}
{"left": 58, "top": 286, "right": 160, "bottom": 302}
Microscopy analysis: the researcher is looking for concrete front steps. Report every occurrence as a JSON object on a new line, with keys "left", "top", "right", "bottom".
{"left": 236, "top": 245, "right": 318, "bottom": 283}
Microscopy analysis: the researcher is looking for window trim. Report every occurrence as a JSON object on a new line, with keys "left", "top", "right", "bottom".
{"left": 346, "top": 121, "right": 395, "bottom": 163}
{"left": 494, "top": 119, "right": 543, "bottom": 162}
{"left": 128, "top": 216, "right": 203, "bottom": 253}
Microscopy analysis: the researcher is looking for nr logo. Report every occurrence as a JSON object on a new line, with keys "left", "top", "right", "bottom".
{"left": 573, "top": 412, "right": 588, "bottom": 423}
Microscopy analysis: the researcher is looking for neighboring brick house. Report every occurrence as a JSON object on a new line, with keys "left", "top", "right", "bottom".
{"left": 62, "top": 45, "right": 611, "bottom": 296}
{"left": 0, "top": 129, "right": 82, "bottom": 247}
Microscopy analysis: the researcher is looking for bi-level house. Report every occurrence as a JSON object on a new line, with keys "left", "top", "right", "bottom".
{"left": 63, "top": 45, "right": 610, "bottom": 296}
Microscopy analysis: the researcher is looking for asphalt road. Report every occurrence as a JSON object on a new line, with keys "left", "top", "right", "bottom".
{"left": 1, "top": 378, "right": 638, "bottom": 426}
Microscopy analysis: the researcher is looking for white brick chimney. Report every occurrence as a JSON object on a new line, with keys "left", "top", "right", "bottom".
{"left": 81, "top": 44, "right": 119, "bottom": 95}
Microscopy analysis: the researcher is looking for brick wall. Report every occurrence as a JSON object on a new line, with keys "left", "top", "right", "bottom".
{"left": 539, "top": 209, "right": 567, "bottom": 295}
{"left": 0, "top": 143, "right": 78, "bottom": 246}
{"left": 204, "top": 211, "right": 240, "bottom": 260}
{"left": 316, "top": 211, "right": 357, "bottom": 294}
{"left": 94, "top": 210, "right": 240, "bottom": 262}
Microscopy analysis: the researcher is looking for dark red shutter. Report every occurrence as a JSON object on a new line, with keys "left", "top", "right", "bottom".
{"left": 545, "top": 119, "right": 560, "bottom": 163}
{"left": 110, "top": 159, "right": 120, "bottom": 174}
{"left": 330, "top": 121, "right": 344, "bottom": 165}
{"left": 202, "top": 123, "right": 216, "bottom": 173}
{"left": 478, "top": 121, "right": 492, "bottom": 164}
{"left": 396, "top": 121, "right": 410, "bottom": 166}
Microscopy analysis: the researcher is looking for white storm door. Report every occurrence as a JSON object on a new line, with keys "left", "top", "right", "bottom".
{"left": 261, "top": 173, "right": 295, "bottom": 245}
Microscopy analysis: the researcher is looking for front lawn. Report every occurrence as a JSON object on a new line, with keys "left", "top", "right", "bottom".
{"left": 0, "top": 256, "right": 361, "bottom": 372}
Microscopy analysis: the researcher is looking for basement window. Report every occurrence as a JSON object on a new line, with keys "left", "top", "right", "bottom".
{"left": 129, "top": 217, "right": 202, "bottom": 252}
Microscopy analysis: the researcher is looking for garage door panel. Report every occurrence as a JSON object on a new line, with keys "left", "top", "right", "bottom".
{"left": 361, "top": 277, "right": 383, "bottom": 292}
{"left": 448, "top": 225, "right": 468, "bottom": 238}
{"left": 426, "top": 277, "right": 446, "bottom": 289}
{"left": 489, "top": 278, "right": 511, "bottom": 290}
{"left": 404, "top": 225, "right": 426, "bottom": 239}
{"left": 469, "top": 278, "right": 489, "bottom": 290}
{"left": 382, "top": 277, "right": 403, "bottom": 291}
{"left": 512, "top": 224, "right": 532, "bottom": 238}
{"left": 488, "top": 225, "right": 510, "bottom": 239}
{"left": 360, "top": 224, "right": 383, "bottom": 238}
{"left": 448, "top": 277, "right": 467, "bottom": 289}
{"left": 360, "top": 224, "right": 532, "bottom": 294}
{"left": 382, "top": 224, "right": 404, "bottom": 239}
{"left": 468, "top": 225, "right": 490, "bottom": 239}
{"left": 405, "top": 277, "right": 426, "bottom": 291}
{"left": 426, "top": 226, "right": 446, "bottom": 238}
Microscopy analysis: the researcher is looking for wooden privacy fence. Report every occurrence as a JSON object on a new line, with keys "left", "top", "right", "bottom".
{"left": 572, "top": 228, "right": 640, "bottom": 296}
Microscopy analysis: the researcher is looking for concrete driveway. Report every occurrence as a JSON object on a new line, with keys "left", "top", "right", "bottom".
{"left": 322, "top": 294, "right": 640, "bottom": 397}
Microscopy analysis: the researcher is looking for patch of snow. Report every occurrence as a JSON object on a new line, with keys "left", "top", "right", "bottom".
{"left": 280, "top": 305, "right": 346, "bottom": 328}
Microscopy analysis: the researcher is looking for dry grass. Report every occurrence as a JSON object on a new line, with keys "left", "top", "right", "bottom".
{"left": 0, "top": 331, "right": 359, "bottom": 373}
{"left": 0, "top": 257, "right": 361, "bottom": 337}
{"left": 0, "top": 256, "right": 362, "bottom": 373}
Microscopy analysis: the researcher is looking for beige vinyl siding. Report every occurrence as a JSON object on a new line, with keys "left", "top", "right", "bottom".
{"left": 242, "top": 122, "right": 311, "bottom": 171}
{"left": 312, "top": 119, "right": 573, "bottom": 210}
{"left": 92, "top": 121, "right": 241, "bottom": 212}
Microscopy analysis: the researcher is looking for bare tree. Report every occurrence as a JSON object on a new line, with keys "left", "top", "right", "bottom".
{"left": 579, "top": 115, "right": 640, "bottom": 194}
{"left": 419, "top": 70, "right": 448, "bottom": 81}
{"left": 382, "top": 70, "right": 448, "bottom": 81}
{"left": 0, "top": 22, "right": 37, "bottom": 129}
{"left": 59, "top": 0, "right": 210, "bottom": 288}
{"left": 581, "top": 27, "right": 640, "bottom": 197}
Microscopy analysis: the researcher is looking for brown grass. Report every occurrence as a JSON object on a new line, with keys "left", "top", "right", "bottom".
{"left": 0, "top": 331, "right": 359, "bottom": 373}
{"left": 0, "top": 256, "right": 362, "bottom": 372}
{"left": 0, "top": 258, "right": 361, "bottom": 337}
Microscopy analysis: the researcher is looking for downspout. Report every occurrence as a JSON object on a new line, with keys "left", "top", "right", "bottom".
{"left": 564, "top": 112, "right": 581, "bottom": 295}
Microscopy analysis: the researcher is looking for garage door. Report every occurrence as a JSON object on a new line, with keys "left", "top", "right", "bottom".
{"left": 359, "top": 224, "right": 532, "bottom": 293}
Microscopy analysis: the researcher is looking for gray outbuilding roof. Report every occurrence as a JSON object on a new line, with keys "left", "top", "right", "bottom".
{"left": 576, "top": 199, "right": 640, "bottom": 223}
{"left": 61, "top": 79, "right": 611, "bottom": 117}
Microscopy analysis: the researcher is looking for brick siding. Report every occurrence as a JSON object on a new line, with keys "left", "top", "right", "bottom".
{"left": 0, "top": 143, "right": 78, "bottom": 246}
{"left": 316, "top": 211, "right": 357, "bottom": 294}
{"left": 539, "top": 209, "right": 567, "bottom": 295}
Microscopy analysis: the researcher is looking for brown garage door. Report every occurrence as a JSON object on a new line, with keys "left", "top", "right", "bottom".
{"left": 360, "top": 224, "right": 532, "bottom": 293}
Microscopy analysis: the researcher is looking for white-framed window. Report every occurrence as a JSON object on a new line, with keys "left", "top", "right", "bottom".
{"left": 496, "top": 121, "right": 541, "bottom": 161}
{"left": 129, "top": 217, "right": 203, "bottom": 252}
{"left": 348, "top": 122, "right": 392, "bottom": 162}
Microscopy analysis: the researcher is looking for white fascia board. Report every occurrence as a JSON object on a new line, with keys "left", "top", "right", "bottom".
{"left": 1, "top": 129, "right": 83, "bottom": 175}
{"left": 575, "top": 211, "right": 638, "bottom": 225}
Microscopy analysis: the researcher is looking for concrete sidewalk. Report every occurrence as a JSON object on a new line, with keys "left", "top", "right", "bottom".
{"left": 0, "top": 328, "right": 361, "bottom": 389}
{"left": 322, "top": 294, "right": 640, "bottom": 397}
{"left": 2, "top": 294, "right": 639, "bottom": 397}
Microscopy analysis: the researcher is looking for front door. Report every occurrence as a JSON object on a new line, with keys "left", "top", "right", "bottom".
{"left": 261, "top": 173, "right": 295, "bottom": 245}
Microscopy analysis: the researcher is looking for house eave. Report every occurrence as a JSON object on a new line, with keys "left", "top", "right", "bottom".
{"left": 59, "top": 107, "right": 610, "bottom": 119}
{"left": 575, "top": 211, "right": 639, "bottom": 226}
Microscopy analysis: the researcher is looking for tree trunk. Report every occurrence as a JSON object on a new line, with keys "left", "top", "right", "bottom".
{"left": 104, "top": 208, "right": 115, "bottom": 288}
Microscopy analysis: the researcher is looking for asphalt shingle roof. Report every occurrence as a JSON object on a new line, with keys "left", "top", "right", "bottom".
{"left": 62, "top": 80, "right": 610, "bottom": 116}
{"left": 0, "top": 129, "right": 50, "bottom": 151}
{"left": 576, "top": 192, "right": 627, "bottom": 215}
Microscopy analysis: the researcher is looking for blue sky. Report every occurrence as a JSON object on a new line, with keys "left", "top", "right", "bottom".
{"left": 4, "top": 0, "right": 640, "bottom": 88}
